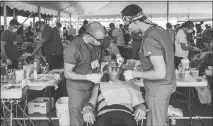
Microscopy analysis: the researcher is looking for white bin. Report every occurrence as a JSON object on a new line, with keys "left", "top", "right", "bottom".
{"left": 56, "top": 97, "right": 70, "bottom": 126}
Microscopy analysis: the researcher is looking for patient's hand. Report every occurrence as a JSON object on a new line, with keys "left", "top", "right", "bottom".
{"left": 83, "top": 107, "right": 96, "bottom": 124}
{"left": 133, "top": 104, "right": 148, "bottom": 122}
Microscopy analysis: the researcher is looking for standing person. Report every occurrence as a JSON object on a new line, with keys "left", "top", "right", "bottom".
{"left": 166, "top": 22, "right": 175, "bottom": 44}
{"left": 121, "top": 4, "right": 176, "bottom": 126}
{"left": 174, "top": 21, "right": 200, "bottom": 69}
{"left": 63, "top": 27, "right": 69, "bottom": 40}
{"left": 78, "top": 20, "right": 88, "bottom": 36}
{"left": 25, "top": 26, "right": 35, "bottom": 42}
{"left": 64, "top": 21, "right": 123, "bottom": 126}
{"left": 16, "top": 25, "right": 24, "bottom": 44}
{"left": 32, "top": 21, "right": 63, "bottom": 70}
{"left": 131, "top": 31, "right": 142, "bottom": 60}
{"left": 110, "top": 23, "right": 125, "bottom": 57}
{"left": 123, "top": 25, "right": 131, "bottom": 45}
{"left": 1, "top": 19, "right": 20, "bottom": 69}
{"left": 67, "top": 24, "right": 76, "bottom": 41}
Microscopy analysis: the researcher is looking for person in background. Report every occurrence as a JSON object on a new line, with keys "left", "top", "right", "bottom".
{"left": 131, "top": 31, "right": 142, "bottom": 60}
{"left": 121, "top": 4, "right": 176, "bottom": 126}
{"left": 78, "top": 20, "right": 89, "bottom": 36}
{"left": 20, "top": 46, "right": 34, "bottom": 64}
{"left": 195, "top": 21, "right": 204, "bottom": 35}
{"left": 123, "top": 25, "right": 131, "bottom": 45}
{"left": 0, "top": 25, "right": 4, "bottom": 35}
{"left": 67, "top": 24, "right": 76, "bottom": 41}
{"left": 108, "top": 23, "right": 113, "bottom": 39}
{"left": 1, "top": 19, "right": 20, "bottom": 69}
{"left": 174, "top": 24, "right": 180, "bottom": 34}
{"left": 110, "top": 23, "right": 125, "bottom": 58}
{"left": 25, "top": 26, "right": 35, "bottom": 42}
{"left": 16, "top": 25, "right": 24, "bottom": 44}
{"left": 174, "top": 21, "right": 200, "bottom": 69}
{"left": 63, "top": 27, "right": 68, "bottom": 40}
{"left": 32, "top": 21, "right": 63, "bottom": 70}
{"left": 166, "top": 22, "right": 175, "bottom": 45}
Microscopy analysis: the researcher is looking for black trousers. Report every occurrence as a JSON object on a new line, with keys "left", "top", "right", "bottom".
{"left": 47, "top": 53, "right": 64, "bottom": 70}
{"left": 174, "top": 56, "right": 183, "bottom": 69}
{"left": 94, "top": 111, "right": 137, "bottom": 126}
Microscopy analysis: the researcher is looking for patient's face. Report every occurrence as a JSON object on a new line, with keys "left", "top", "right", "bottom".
{"left": 107, "top": 61, "right": 121, "bottom": 79}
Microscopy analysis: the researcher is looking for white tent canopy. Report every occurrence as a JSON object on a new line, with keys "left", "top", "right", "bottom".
{"left": 3, "top": 0, "right": 212, "bottom": 20}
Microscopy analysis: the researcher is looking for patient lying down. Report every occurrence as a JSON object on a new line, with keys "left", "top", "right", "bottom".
{"left": 82, "top": 60, "right": 147, "bottom": 126}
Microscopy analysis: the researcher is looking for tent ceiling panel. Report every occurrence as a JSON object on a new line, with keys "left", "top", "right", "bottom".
{"left": 5, "top": 1, "right": 212, "bottom": 20}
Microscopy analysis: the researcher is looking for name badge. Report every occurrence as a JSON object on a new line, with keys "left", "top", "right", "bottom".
{"left": 91, "top": 60, "right": 100, "bottom": 69}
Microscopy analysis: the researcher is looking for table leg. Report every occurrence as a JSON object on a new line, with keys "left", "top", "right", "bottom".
{"left": 10, "top": 101, "right": 13, "bottom": 126}
{"left": 188, "top": 88, "right": 193, "bottom": 126}
{"left": 48, "top": 87, "right": 52, "bottom": 126}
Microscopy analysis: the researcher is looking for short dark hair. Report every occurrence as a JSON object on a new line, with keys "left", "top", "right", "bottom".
{"left": 166, "top": 23, "right": 172, "bottom": 28}
{"left": 9, "top": 19, "right": 19, "bottom": 26}
{"left": 180, "top": 21, "right": 194, "bottom": 29}
{"left": 56, "top": 23, "right": 62, "bottom": 27}
{"left": 35, "top": 21, "right": 44, "bottom": 28}
{"left": 63, "top": 27, "right": 66, "bottom": 30}
{"left": 83, "top": 20, "right": 88, "bottom": 25}
{"left": 109, "top": 23, "right": 115, "bottom": 28}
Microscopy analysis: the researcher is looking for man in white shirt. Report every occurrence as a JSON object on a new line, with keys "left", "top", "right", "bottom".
{"left": 110, "top": 23, "right": 125, "bottom": 57}
{"left": 174, "top": 21, "right": 200, "bottom": 69}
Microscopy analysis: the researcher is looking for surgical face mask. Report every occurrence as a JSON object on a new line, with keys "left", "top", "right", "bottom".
{"left": 88, "top": 37, "right": 101, "bottom": 46}
{"left": 187, "top": 29, "right": 193, "bottom": 33}
{"left": 12, "top": 28, "right": 18, "bottom": 33}
{"left": 128, "top": 23, "right": 139, "bottom": 33}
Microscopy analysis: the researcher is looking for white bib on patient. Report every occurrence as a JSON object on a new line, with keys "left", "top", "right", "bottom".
{"left": 100, "top": 81, "right": 144, "bottom": 106}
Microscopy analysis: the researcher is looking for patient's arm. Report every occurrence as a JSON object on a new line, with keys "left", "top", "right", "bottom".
{"left": 133, "top": 103, "right": 148, "bottom": 121}
{"left": 83, "top": 84, "right": 99, "bottom": 124}
{"left": 84, "top": 84, "right": 100, "bottom": 111}
{"left": 86, "top": 84, "right": 99, "bottom": 110}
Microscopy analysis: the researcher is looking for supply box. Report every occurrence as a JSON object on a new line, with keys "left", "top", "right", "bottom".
{"left": 28, "top": 97, "right": 54, "bottom": 116}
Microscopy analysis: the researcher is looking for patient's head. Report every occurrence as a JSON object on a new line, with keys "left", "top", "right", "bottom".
{"left": 102, "top": 60, "right": 123, "bottom": 82}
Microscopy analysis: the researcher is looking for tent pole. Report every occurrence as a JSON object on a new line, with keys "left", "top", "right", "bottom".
{"left": 33, "top": 17, "right": 35, "bottom": 29}
{"left": 38, "top": 6, "right": 41, "bottom": 21}
{"left": 3, "top": 2, "right": 7, "bottom": 30}
{"left": 70, "top": 14, "right": 71, "bottom": 27}
{"left": 13, "top": 9, "right": 15, "bottom": 19}
{"left": 167, "top": 0, "right": 169, "bottom": 23}
{"left": 58, "top": 11, "right": 61, "bottom": 22}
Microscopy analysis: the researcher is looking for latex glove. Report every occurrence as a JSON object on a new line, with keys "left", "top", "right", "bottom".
{"left": 133, "top": 104, "right": 148, "bottom": 122}
{"left": 83, "top": 107, "right": 96, "bottom": 124}
{"left": 6, "top": 59, "right": 12, "bottom": 65}
{"left": 87, "top": 73, "right": 102, "bottom": 83}
{"left": 116, "top": 54, "right": 124, "bottom": 65}
{"left": 123, "top": 70, "right": 134, "bottom": 81}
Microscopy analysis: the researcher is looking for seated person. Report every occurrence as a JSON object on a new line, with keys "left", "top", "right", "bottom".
{"left": 82, "top": 60, "right": 147, "bottom": 126}
{"left": 20, "top": 46, "right": 33, "bottom": 64}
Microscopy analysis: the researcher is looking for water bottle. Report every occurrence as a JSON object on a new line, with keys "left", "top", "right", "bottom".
{"left": 45, "top": 63, "right": 49, "bottom": 73}
{"left": 33, "top": 58, "right": 38, "bottom": 80}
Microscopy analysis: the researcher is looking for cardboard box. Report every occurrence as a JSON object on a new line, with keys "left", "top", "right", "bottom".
{"left": 28, "top": 97, "right": 54, "bottom": 115}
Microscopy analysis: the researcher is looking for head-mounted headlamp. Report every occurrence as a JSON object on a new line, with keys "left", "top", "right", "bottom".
{"left": 122, "top": 11, "right": 144, "bottom": 24}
